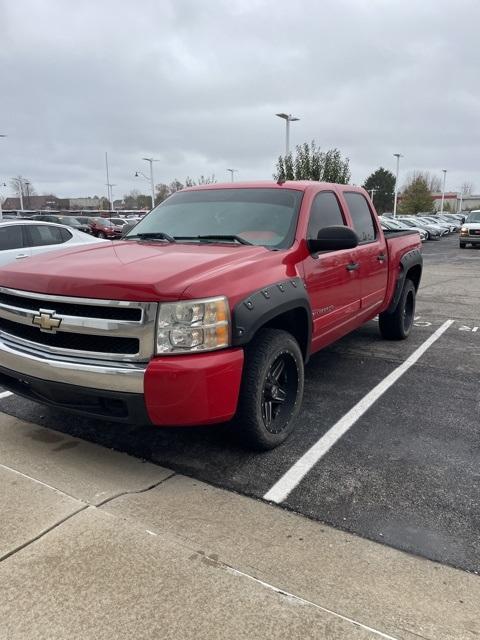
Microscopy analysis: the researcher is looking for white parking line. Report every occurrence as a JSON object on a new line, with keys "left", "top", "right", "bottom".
{"left": 264, "top": 319, "right": 455, "bottom": 504}
{"left": 0, "top": 391, "right": 13, "bottom": 400}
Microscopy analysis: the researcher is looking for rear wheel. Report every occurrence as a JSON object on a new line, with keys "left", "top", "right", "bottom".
{"left": 379, "top": 279, "right": 416, "bottom": 341}
{"left": 98, "top": 232, "right": 106, "bottom": 239}
{"left": 234, "top": 328, "right": 304, "bottom": 450}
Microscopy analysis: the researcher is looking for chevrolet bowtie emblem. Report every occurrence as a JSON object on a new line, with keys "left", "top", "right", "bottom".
{"left": 32, "top": 309, "right": 62, "bottom": 333}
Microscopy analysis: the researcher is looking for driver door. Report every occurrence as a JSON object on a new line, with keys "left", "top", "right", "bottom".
{"left": 303, "top": 191, "right": 361, "bottom": 352}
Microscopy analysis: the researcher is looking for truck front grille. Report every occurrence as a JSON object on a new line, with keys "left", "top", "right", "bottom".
{"left": 0, "top": 318, "right": 139, "bottom": 354}
{"left": 0, "top": 287, "right": 158, "bottom": 363}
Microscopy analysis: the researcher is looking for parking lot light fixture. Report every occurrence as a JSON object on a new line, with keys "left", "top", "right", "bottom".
{"left": 227, "top": 169, "right": 238, "bottom": 182}
{"left": 440, "top": 169, "right": 447, "bottom": 214}
{"left": 393, "top": 153, "right": 403, "bottom": 218}
{"left": 276, "top": 113, "right": 300, "bottom": 156}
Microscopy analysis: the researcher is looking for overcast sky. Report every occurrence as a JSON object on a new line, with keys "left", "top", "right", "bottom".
{"left": 1, "top": 0, "right": 479, "bottom": 199}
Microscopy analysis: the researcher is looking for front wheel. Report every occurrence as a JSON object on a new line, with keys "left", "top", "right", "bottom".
{"left": 234, "top": 328, "right": 304, "bottom": 450}
{"left": 379, "top": 279, "right": 416, "bottom": 341}
{"left": 460, "top": 242, "right": 466, "bottom": 249}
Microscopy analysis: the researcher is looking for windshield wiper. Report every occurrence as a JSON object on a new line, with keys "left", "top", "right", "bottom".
{"left": 175, "top": 234, "right": 253, "bottom": 245}
{"left": 127, "top": 232, "right": 176, "bottom": 243}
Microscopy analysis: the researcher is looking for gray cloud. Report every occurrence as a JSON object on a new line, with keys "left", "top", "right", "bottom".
{"left": 1, "top": 0, "right": 479, "bottom": 199}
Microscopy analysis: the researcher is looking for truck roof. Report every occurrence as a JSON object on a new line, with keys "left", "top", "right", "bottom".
{"left": 182, "top": 181, "right": 365, "bottom": 193}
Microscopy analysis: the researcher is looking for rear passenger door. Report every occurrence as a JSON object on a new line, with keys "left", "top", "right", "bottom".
{"left": 343, "top": 192, "right": 388, "bottom": 312}
{"left": 0, "top": 225, "right": 31, "bottom": 266}
{"left": 303, "top": 191, "right": 361, "bottom": 349}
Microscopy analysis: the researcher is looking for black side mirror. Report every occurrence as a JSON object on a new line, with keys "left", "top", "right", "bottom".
{"left": 307, "top": 225, "right": 359, "bottom": 253}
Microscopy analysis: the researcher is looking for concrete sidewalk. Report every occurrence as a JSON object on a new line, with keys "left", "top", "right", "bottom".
{"left": 0, "top": 412, "right": 479, "bottom": 640}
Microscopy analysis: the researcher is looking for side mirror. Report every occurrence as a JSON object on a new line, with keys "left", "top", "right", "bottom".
{"left": 307, "top": 225, "right": 359, "bottom": 253}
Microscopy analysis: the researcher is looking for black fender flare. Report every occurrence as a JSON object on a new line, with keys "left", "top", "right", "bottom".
{"left": 231, "top": 277, "right": 312, "bottom": 356}
{"left": 385, "top": 248, "right": 423, "bottom": 314}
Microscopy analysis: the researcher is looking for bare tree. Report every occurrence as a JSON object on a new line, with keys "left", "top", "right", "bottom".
{"left": 10, "top": 176, "right": 36, "bottom": 197}
{"left": 461, "top": 181, "right": 474, "bottom": 195}
{"left": 403, "top": 171, "right": 441, "bottom": 193}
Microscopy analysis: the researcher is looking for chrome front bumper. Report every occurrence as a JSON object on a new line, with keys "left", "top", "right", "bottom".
{"left": 0, "top": 338, "right": 146, "bottom": 393}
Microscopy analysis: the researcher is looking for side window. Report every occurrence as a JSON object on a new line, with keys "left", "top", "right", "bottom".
{"left": 59, "top": 227, "right": 72, "bottom": 242}
{"left": 26, "top": 225, "right": 65, "bottom": 247}
{"left": 307, "top": 192, "right": 345, "bottom": 239}
{"left": 344, "top": 192, "right": 376, "bottom": 243}
{"left": 0, "top": 225, "right": 24, "bottom": 250}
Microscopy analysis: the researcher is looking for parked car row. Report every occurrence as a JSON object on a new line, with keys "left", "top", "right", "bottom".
{"left": 380, "top": 213, "right": 464, "bottom": 242}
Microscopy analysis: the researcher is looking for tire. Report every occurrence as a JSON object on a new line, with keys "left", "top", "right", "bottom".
{"left": 460, "top": 243, "right": 466, "bottom": 249}
{"left": 234, "top": 328, "right": 304, "bottom": 450}
{"left": 379, "top": 279, "right": 416, "bottom": 341}
{"left": 98, "top": 232, "right": 106, "bottom": 239}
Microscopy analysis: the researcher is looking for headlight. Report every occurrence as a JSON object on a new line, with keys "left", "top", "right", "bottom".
{"left": 460, "top": 227, "right": 468, "bottom": 235}
{"left": 156, "top": 296, "right": 230, "bottom": 354}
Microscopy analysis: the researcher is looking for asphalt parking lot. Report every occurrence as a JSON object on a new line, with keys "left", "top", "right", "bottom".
{"left": 1, "top": 233, "right": 479, "bottom": 575}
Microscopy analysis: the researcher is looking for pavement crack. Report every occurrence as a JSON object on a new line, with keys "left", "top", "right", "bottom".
{"left": 187, "top": 550, "right": 401, "bottom": 640}
{"left": 0, "top": 504, "right": 89, "bottom": 565}
{"left": 95, "top": 471, "right": 176, "bottom": 508}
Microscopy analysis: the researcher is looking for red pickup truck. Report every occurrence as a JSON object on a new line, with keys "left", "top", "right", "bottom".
{"left": 0, "top": 181, "right": 422, "bottom": 449}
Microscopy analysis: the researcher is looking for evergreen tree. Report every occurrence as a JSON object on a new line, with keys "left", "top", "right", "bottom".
{"left": 363, "top": 167, "right": 396, "bottom": 213}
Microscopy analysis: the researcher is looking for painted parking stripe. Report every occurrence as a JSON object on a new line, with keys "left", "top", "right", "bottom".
{"left": 0, "top": 391, "right": 13, "bottom": 400}
{"left": 264, "top": 319, "right": 455, "bottom": 504}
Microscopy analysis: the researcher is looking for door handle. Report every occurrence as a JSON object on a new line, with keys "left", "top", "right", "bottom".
{"left": 377, "top": 253, "right": 386, "bottom": 262}
{"left": 15, "top": 254, "right": 29, "bottom": 259}
{"left": 346, "top": 262, "right": 359, "bottom": 271}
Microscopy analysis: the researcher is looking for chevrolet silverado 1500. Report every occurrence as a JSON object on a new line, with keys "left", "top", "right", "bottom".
{"left": 0, "top": 181, "right": 422, "bottom": 449}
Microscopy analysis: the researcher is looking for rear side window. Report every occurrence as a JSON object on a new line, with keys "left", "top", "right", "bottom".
{"left": 344, "top": 192, "right": 377, "bottom": 243}
{"left": 307, "top": 192, "right": 345, "bottom": 238}
{"left": 26, "top": 225, "right": 66, "bottom": 247}
{"left": 59, "top": 228, "right": 73, "bottom": 242}
{"left": 0, "top": 225, "right": 24, "bottom": 250}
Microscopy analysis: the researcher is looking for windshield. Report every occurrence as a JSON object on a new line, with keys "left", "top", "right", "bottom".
{"left": 62, "top": 217, "right": 79, "bottom": 225}
{"left": 467, "top": 212, "right": 480, "bottom": 223}
{"left": 125, "top": 188, "right": 303, "bottom": 248}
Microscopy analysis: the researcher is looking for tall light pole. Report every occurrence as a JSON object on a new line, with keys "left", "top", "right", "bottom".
{"left": 227, "top": 168, "right": 238, "bottom": 182}
{"left": 369, "top": 188, "right": 377, "bottom": 201}
{"left": 458, "top": 192, "right": 463, "bottom": 213}
{"left": 393, "top": 153, "right": 403, "bottom": 218}
{"left": 276, "top": 113, "right": 300, "bottom": 156}
{"left": 0, "top": 182, "right": 6, "bottom": 221}
{"left": 440, "top": 169, "right": 447, "bottom": 213}
{"left": 143, "top": 157, "right": 158, "bottom": 210}
{"left": 11, "top": 177, "right": 24, "bottom": 211}
{"left": 105, "top": 152, "right": 115, "bottom": 211}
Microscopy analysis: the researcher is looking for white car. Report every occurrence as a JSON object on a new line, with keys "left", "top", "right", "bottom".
{"left": 0, "top": 220, "right": 107, "bottom": 268}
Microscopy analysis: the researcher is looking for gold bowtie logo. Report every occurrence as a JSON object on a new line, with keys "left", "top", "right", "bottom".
{"left": 32, "top": 310, "right": 62, "bottom": 333}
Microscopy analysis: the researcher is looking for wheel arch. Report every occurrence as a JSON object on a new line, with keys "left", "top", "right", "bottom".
{"left": 232, "top": 278, "right": 312, "bottom": 361}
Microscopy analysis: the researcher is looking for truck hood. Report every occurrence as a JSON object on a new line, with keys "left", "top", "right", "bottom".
{"left": 464, "top": 223, "right": 480, "bottom": 230}
{"left": 0, "top": 240, "right": 270, "bottom": 301}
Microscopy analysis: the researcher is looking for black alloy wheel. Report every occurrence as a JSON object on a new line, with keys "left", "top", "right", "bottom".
{"left": 235, "top": 328, "right": 304, "bottom": 450}
{"left": 261, "top": 351, "right": 299, "bottom": 434}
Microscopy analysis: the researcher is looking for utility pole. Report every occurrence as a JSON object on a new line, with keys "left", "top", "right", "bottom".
{"left": 369, "top": 188, "right": 377, "bottom": 201}
{"left": 227, "top": 169, "right": 238, "bottom": 182}
{"left": 393, "top": 153, "right": 403, "bottom": 218}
